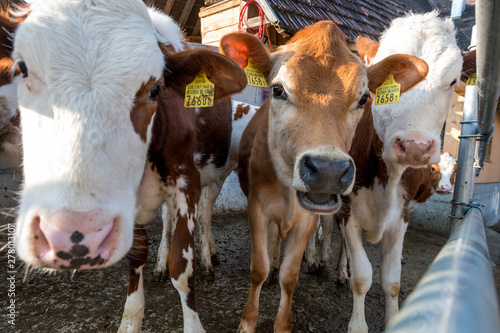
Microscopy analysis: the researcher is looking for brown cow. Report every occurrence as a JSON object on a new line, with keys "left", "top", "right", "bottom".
{"left": 221, "top": 21, "right": 428, "bottom": 332}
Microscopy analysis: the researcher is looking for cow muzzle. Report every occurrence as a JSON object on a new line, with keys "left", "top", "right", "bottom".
{"left": 393, "top": 138, "right": 436, "bottom": 166}
{"left": 294, "top": 155, "right": 355, "bottom": 214}
{"left": 29, "top": 209, "right": 121, "bottom": 269}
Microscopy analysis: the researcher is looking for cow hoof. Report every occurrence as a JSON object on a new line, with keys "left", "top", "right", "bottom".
{"left": 317, "top": 261, "right": 330, "bottom": 278}
{"left": 305, "top": 263, "right": 319, "bottom": 275}
{"left": 153, "top": 269, "right": 169, "bottom": 283}
{"left": 211, "top": 253, "right": 220, "bottom": 265}
{"left": 199, "top": 267, "right": 215, "bottom": 281}
{"left": 336, "top": 278, "right": 349, "bottom": 289}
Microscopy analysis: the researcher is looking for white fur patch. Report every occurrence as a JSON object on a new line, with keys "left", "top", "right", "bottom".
{"left": 118, "top": 265, "right": 145, "bottom": 333}
{"left": 171, "top": 246, "right": 206, "bottom": 332}
{"left": 147, "top": 7, "right": 185, "bottom": 51}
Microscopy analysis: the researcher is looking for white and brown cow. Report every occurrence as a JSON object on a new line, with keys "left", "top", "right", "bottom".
{"left": 0, "top": 9, "right": 24, "bottom": 167}
{"left": 12, "top": 1, "right": 245, "bottom": 332}
{"left": 335, "top": 12, "right": 475, "bottom": 333}
{"left": 221, "top": 21, "right": 428, "bottom": 332}
{"left": 154, "top": 100, "right": 258, "bottom": 281}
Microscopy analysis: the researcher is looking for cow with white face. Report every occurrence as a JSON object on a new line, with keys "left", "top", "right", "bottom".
{"left": 12, "top": 0, "right": 246, "bottom": 332}
{"left": 337, "top": 12, "right": 475, "bottom": 333}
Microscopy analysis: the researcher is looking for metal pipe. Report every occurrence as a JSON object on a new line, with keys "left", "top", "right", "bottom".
{"left": 449, "top": 81, "right": 477, "bottom": 233}
{"left": 385, "top": 208, "right": 500, "bottom": 333}
{"left": 475, "top": 0, "right": 500, "bottom": 174}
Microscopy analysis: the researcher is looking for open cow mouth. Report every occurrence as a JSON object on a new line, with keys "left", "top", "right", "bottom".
{"left": 296, "top": 191, "right": 341, "bottom": 214}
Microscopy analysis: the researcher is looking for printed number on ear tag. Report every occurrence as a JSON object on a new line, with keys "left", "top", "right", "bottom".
{"left": 185, "top": 71, "right": 214, "bottom": 108}
{"left": 245, "top": 58, "right": 267, "bottom": 87}
{"left": 466, "top": 73, "right": 477, "bottom": 86}
{"left": 375, "top": 73, "right": 401, "bottom": 106}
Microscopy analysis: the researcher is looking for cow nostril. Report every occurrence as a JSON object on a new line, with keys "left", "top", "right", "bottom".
{"left": 300, "top": 155, "right": 319, "bottom": 181}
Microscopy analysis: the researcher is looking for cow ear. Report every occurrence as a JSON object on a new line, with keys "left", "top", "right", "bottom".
{"left": 162, "top": 48, "right": 247, "bottom": 100}
{"left": 460, "top": 49, "right": 476, "bottom": 81}
{"left": 220, "top": 32, "right": 271, "bottom": 78}
{"left": 367, "top": 54, "right": 429, "bottom": 94}
{"left": 355, "top": 36, "right": 379, "bottom": 64}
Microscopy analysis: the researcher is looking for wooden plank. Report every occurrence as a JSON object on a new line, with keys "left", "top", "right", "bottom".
{"left": 199, "top": 0, "right": 240, "bottom": 18}
{"left": 163, "top": 0, "right": 175, "bottom": 14}
{"left": 179, "top": 0, "right": 196, "bottom": 27}
{"left": 192, "top": 19, "right": 201, "bottom": 35}
{"left": 473, "top": 182, "right": 500, "bottom": 226}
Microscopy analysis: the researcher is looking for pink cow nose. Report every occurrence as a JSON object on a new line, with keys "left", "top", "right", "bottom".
{"left": 394, "top": 138, "right": 435, "bottom": 166}
{"left": 33, "top": 210, "right": 118, "bottom": 269}
{"left": 439, "top": 184, "right": 453, "bottom": 194}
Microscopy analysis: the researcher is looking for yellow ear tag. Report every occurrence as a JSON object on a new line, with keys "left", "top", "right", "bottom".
{"left": 466, "top": 73, "right": 477, "bottom": 86}
{"left": 244, "top": 58, "right": 267, "bottom": 87}
{"left": 184, "top": 71, "right": 214, "bottom": 108}
{"left": 375, "top": 73, "right": 401, "bottom": 105}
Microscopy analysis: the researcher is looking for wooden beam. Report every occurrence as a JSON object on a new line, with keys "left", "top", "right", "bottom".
{"left": 178, "top": 0, "right": 196, "bottom": 27}
{"left": 163, "top": 0, "right": 175, "bottom": 15}
{"left": 192, "top": 19, "right": 201, "bottom": 35}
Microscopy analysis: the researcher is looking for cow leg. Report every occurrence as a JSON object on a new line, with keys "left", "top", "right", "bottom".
{"left": 266, "top": 221, "right": 280, "bottom": 284}
{"left": 380, "top": 220, "right": 408, "bottom": 325}
{"left": 318, "top": 214, "right": 334, "bottom": 276}
{"left": 336, "top": 230, "right": 349, "bottom": 287}
{"left": 274, "top": 214, "right": 317, "bottom": 333}
{"left": 166, "top": 184, "right": 205, "bottom": 333}
{"left": 154, "top": 203, "right": 172, "bottom": 282}
{"left": 341, "top": 215, "right": 372, "bottom": 333}
{"left": 118, "top": 224, "right": 148, "bottom": 333}
{"left": 303, "top": 217, "right": 319, "bottom": 274}
{"left": 197, "top": 182, "right": 221, "bottom": 280}
{"left": 238, "top": 199, "right": 270, "bottom": 333}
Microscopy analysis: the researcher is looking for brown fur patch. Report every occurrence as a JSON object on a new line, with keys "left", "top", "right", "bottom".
{"left": 234, "top": 103, "right": 250, "bottom": 121}
{"left": 130, "top": 78, "right": 158, "bottom": 142}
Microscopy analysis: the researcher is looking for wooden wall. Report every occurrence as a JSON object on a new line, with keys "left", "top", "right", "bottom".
{"left": 199, "top": 0, "right": 241, "bottom": 46}
{"left": 443, "top": 87, "right": 500, "bottom": 184}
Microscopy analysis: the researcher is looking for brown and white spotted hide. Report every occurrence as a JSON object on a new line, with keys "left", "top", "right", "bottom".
{"left": 0, "top": 11, "right": 24, "bottom": 167}
{"left": 335, "top": 12, "right": 476, "bottom": 333}
{"left": 220, "top": 20, "right": 430, "bottom": 333}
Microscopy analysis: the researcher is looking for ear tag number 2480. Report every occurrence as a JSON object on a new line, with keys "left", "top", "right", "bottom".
{"left": 375, "top": 73, "right": 401, "bottom": 105}
{"left": 185, "top": 71, "right": 215, "bottom": 108}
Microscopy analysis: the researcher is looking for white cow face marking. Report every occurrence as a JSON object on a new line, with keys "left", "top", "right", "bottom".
{"left": 371, "top": 12, "right": 462, "bottom": 166}
{"left": 14, "top": 0, "right": 168, "bottom": 269}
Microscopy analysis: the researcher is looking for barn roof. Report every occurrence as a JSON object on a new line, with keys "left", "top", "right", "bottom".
{"left": 254, "top": 0, "right": 408, "bottom": 42}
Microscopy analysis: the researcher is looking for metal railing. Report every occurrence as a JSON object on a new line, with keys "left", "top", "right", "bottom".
{"left": 386, "top": 0, "right": 500, "bottom": 331}
{"left": 386, "top": 208, "right": 500, "bottom": 332}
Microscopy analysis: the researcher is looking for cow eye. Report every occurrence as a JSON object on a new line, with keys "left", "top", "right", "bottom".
{"left": 450, "top": 79, "right": 457, "bottom": 86}
{"left": 358, "top": 93, "right": 369, "bottom": 107}
{"left": 271, "top": 84, "right": 287, "bottom": 100}
{"left": 18, "top": 61, "right": 28, "bottom": 78}
{"left": 431, "top": 166, "right": 436, "bottom": 171}
{"left": 150, "top": 83, "right": 161, "bottom": 99}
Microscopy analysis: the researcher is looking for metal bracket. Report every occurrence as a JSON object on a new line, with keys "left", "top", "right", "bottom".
{"left": 449, "top": 198, "right": 484, "bottom": 220}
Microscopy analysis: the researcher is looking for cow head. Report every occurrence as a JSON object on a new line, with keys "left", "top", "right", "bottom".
{"left": 222, "top": 21, "right": 428, "bottom": 214}
{"left": 13, "top": 0, "right": 245, "bottom": 270}
{"left": 357, "top": 11, "right": 475, "bottom": 167}
{"left": 0, "top": 11, "right": 25, "bottom": 167}
{"left": 432, "top": 151, "right": 457, "bottom": 194}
